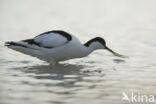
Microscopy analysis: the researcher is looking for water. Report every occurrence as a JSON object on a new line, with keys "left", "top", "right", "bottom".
{"left": 0, "top": 0, "right": 156, "bottom": 104}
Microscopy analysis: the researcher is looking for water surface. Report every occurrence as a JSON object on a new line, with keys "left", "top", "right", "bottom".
{"left": 0, "top": 0, "right": 156, "bottom": 104}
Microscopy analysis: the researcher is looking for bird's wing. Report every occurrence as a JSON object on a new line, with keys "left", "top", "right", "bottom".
{"left": 5, "top": 30, "right": 72, "bottom": 49}
{"left": 33, "top": 30, "right": 72, "bottom": 48}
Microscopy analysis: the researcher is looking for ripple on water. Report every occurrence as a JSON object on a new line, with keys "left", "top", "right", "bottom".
{"left": 1, "top": 1, "right": 156, "bottom": 103}
{"left": 113, "top": 59, "right": 126, "bottom": 64}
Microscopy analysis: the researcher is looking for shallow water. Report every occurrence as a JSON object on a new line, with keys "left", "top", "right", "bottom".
{"left": 0, "top": 0, "right": 156, "bottom": 104}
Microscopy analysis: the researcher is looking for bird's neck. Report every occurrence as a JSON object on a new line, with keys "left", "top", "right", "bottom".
{"left": 83, "top": 41, "right": 101, "bottom": 55}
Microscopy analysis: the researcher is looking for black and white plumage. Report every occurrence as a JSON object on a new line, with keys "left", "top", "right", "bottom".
{"left": 5, "top": 30, "right": 127, "bottom": 65}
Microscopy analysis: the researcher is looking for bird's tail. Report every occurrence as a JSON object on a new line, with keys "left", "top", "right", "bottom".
{"left": 5, "top": 41, "right": 27, "bottom": 48}
{"left": 5, "top": 40, "right": 43, "bottom": 56}
{"left": 4, "top": 41, "right": 35, "bottom": 55}
{"left": 4, "top": 41, "right": 47, "bottom": 61}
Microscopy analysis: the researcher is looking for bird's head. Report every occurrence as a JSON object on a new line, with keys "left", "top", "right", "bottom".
{"left": 84, "top": 37, "right": 127, "bottom": 58}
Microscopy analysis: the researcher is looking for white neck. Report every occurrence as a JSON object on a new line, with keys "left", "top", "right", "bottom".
{"left": 81, "top": 42, "right": 104, "bottom": 57}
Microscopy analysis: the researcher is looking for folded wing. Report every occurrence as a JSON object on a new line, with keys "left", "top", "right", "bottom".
{"left": 34, "top": 31, "right": 70, "bottom": 48}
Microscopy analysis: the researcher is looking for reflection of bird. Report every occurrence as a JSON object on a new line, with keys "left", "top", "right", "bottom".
{"left": 5, "top": 30, "right": 127, "bottom": 65}
{"left": 24, "top": 64, "right": 84, "bottom": 75}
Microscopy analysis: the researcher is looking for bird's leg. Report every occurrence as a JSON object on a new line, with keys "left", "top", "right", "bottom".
{"left": 49, "top": 60, "right": 56, "bottom": 65}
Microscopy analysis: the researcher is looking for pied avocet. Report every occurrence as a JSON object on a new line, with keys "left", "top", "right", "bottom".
{"left": 5, "top": 30, "right": 127, "bottom": 65}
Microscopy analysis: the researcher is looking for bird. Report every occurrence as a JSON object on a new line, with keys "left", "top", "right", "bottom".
{"left": 5, "top": 30, "right": 127, "bottom": 65}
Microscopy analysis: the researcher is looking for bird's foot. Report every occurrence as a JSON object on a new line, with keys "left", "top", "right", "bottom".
{"left": 49, "top": 60, "right": 56, "bottom": 65}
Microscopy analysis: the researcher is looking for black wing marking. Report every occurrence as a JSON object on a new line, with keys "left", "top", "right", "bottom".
{"left": 35, "top": 30, "right": 72, "bottom": 41}
{"left": 5, "top": 42, "right": 27, "bottom": 48}
{"left": 23, "top": 39, "right": 53, "bottom": 48}
{"left": 5, "top": 40, "right": 53, "bottom": 49}
{"left": 23, "top": 39, "right": 40, "bottom": 46}
{"left": 5, "top": 30, "right": 72, "bottom": 49}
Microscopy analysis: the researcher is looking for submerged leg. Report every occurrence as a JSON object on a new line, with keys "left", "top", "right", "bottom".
{"left": 49, "top": 60, "right": 56, "bottom": 65}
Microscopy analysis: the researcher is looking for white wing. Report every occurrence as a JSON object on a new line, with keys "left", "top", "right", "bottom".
{"left": 5, "top": 30, "right": 72, "bottom": 50}
{"left": 34, "top": 32, "right": 69, "bottom": 48}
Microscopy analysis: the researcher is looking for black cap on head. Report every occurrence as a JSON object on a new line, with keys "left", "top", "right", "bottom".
{"left": 84, "top": 37, "right": 106, "bottom": 47}
{"left": 84, "top": 37, "right": 128, "bottom": 58}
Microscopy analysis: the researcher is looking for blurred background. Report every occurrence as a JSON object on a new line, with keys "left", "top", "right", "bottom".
{"left": 0, "top": 0, "right": 156, "bottom": 104}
